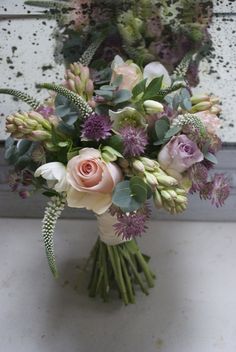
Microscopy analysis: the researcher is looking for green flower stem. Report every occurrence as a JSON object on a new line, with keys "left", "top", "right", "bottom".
{"left": 112, "top": 246, "right": 129, "bottom": 305}
{"left": 119, "top": 250, "right": 135, "bottom": 304}
{"left": 87, "top": 238, "right": 155, "bottom": 304}
{"left": 119, "top": 246, "right": 149, "bottom": 295}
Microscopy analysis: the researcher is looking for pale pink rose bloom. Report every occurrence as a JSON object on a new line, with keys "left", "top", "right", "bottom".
{"left": 111, "top": 60, "right": 142, "bottom": 91}
{"left": 195, "top": 111, "right": 222, "bottom": 134}
{"left": 67, "top": 148, "right": 122, "bottom": 214}
{"left": 158, "top": 135, "right": 204, "bottom": 180}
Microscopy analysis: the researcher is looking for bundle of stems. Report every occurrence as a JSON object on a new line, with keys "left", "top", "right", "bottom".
{"left": 88, "top": 238, "right": 155, "bottom": 305}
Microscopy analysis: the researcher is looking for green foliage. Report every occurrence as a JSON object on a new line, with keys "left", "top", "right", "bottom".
{"left": 154, "top": 117, "right": 170, "bottom": 145}
{"left": 112, "top": 181, "right": 141, "bottom": 212}
{"left": 54, "top": 94, "right": 79, "bottom": 126}
{"left": 38, "top": 83, "right": 92, "bottom": 118}
{"left": 130, "top": 176, "right": 147, "bottom": 203}
{"left": 142, "top": 76, "right": 163, "bottom": 101}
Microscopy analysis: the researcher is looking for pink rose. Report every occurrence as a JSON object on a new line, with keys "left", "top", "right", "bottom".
{"left": 67, "top": 148, "right": 122, "bottom": 214}
{"left": 111, "top": 57, "right": 142, "bottom": 91}
{"left": 158, "top": 135, "right": 204, "bottom": 179}
{"left": 195, "top": 111, "right": 221, "bottom": 134}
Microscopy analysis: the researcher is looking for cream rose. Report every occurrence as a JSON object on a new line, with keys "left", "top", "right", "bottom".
{"left": 66, "top": 148, "right": 122, "bottom": 214}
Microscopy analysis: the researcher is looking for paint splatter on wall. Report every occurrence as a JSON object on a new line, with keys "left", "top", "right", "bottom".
{"left": 0, "top": 0, "right": 235, "bottom": 142}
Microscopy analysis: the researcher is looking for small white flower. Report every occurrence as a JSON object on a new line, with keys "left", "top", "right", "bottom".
{"left": 34, "top": 162, "right": 68, "bottom": 192}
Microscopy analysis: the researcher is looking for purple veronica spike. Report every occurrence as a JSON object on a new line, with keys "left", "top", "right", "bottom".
{"left": 81, "top": 113, "right": 112, "bottom": 141}
{"left": 119, "top": 126, "right": 148, "bottom": 157}
{"left": 113, "top": 206, "right": 151, "bottom": 240}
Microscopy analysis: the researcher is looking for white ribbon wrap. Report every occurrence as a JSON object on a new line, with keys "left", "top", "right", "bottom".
{"left": 97, "top": 211, "right": 130, "bottom": 246}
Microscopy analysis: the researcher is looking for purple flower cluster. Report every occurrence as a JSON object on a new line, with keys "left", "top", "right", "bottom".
{"left": 81, "top": 113, "right": 112, "bottom": 141}
{"left": 8, "top": 170, "right": 33, "bottom": 199}
{"left": 119, "top": 126, "right": 148, "bottom": 157}
{"left": 113, "top": 205, "right": 151, "bottom": 240}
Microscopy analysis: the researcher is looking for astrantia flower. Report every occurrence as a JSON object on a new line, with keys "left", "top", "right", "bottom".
{"left": 113, "top": 206, "right": 151, "bottom": 240}
{"left": 81, "top": 113, "right": 112, "bottom": 141}
{"left": 188, "top": 163, "right": 209, "bottom": 193}
{"left": 120, "top": 126, "right": 148, "bottom": 157}
{"left": 36, "top": 106, "right": 54, "bottom": 118}
{"left": 200, "top": 174, "right": 230, "bottom": 207}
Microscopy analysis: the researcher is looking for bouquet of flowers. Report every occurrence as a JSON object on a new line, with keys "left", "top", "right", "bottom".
{"left": 0, "top": 42, "right": 229, "bottom": 304}
{"left": 25, "top": 0, "right": 213, "bottom": 86}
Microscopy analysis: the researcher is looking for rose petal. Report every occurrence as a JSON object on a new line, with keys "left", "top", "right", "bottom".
{"left": 67, "top": 187, "right": 112, "bottom": 214}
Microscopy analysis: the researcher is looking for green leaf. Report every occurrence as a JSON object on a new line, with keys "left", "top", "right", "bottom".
{"left": 130, "top": 176, "right": 147, "bottom": 203}
{"left": 142, "top": 76, "right": 163, "bottom": 100}
{"left": 4, "top": 145, "right": 16, "bottom": 161}
{"left": 5, "top": 137, "right": 14, "bottom": 149}
{"left": 17, "top": 140, "right": 32, "bottom": 156}
{"left": 181, "top": 98, "right": 192, "bottom": 110}
{"left": 155, "top": 117, "right": 170, "bottom": 141}
{"left": 113, "top": 89, "right": 132, "bottom": 105}
{"left": 164, "top": 125, "right": 182, "bottom": 140}
{"left": 112, "top": 181, "right": 141, "bottom": 212}
{"left": 106, "top": 135, "right": 124, "bottom": 153}
{"left": 204, "top": 152, "right": 218, "bottom": 164}
{"left": 132, "top": 78, "right": 147, "bottom": 98}
{"left": 111, "top": 74, "right": 123, "bottom": 88}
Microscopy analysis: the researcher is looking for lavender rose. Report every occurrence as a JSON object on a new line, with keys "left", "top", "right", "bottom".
{"left": 158, "top": 135, "right": 204, "bottom": 179}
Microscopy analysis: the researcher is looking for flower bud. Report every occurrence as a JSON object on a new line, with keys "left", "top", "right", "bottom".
{"left": 190, "top": 101, "right": 212, "bottom": 113}
{"left": 160, "top": 190, "right": 172, "bottom": 201}
{"left": 31, "top": 130, "right": 51, "bottom": 141}
{"left": 143, "top": 100, "right": 164, "bottom": 115}
{"left": 145, "top": 172, "right": 158, "bottom": 187}
{"left": 190, "top": 94, "right": 209, "bottom": 105}
{"left": 175, "top": 195, "right": 188, "bottom": 204}
{"left": 210, "top": 96, "right": 220, "bottom": 105}
{"left": 139, "top": 157, "right": 156, "bottom": 169}
{"left": 132, "top": 159, "right": 145, "bottom": 173}
{"left": 153, "top": 189, "right": 162, "bottom": 208}
{"left": 155, "top": 174, "right": 178, "bottom": 187}
{"left": 210, "top": 105, "right": 221, "bottom": 114}
{"left": 101, "top": 146, "right": 122, "bottom": 162}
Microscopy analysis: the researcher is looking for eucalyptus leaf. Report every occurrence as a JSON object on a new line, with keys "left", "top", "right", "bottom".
{"left": 112, "top": 181, "right": 141, "bottom": 212}
{"left": 111, "top": 74, "right": 123, "bottom": 88}
{"left": 113, "top": 89, "right": 132, "bottom": 105}
{"left": 204, "top": 152, "right": 218, "bottom": 164}
{"left": 5, "top": 137, "right": 14, "bottom": 149}
{"left": 181, "top": 98, "right": 192, "bottom": 110}
{"left": 17, "top": 140, "right": 32, "bottom": 156}
{"left": 4, "top": 145, "right": 16, "bottom": 161}
{"left": 164, "top": 125, "right": 182, "bottom": 140}
{"left": 130, "top": 176, "right": 147, "bottom": 203}
{"left": 155, "top": 117, "right": 170, "bottom": 141}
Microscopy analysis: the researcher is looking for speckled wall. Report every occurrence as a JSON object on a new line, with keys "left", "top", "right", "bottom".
{"left": 0, "top": 0, "right": 236, "bottom": 142}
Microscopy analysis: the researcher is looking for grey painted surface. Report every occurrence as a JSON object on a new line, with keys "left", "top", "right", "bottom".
{"left": 0, "top": 146, "right": 235, "bottom": 221}
{"left": 1, "top": 218, "right": 236, "bottom": 352}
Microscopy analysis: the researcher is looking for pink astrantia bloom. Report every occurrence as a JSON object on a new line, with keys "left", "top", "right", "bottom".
{"left": 200, "top": 174, "right": 230, "bottom": 207}
{"left": 120, "top": 126, "right": 148, "bottom": 157}
{"left": 113, "top": 206, "right": 151, "bottom": 240}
